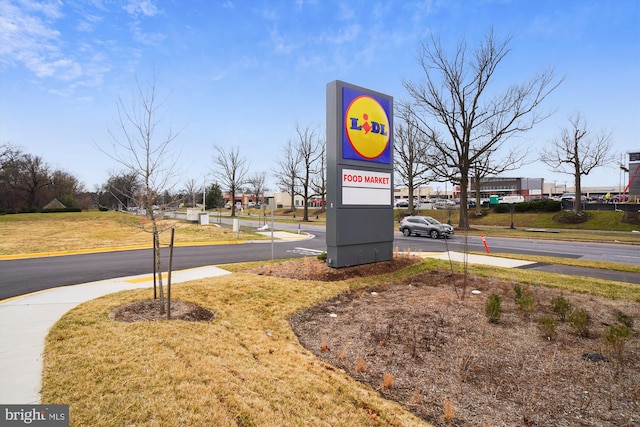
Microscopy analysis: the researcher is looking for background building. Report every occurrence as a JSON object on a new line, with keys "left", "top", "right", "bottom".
{"left": 466, "top": 177, "right": 545, "bottom": 200}
{"left": 627, "top": 151, "right": 640, "bottom": 202}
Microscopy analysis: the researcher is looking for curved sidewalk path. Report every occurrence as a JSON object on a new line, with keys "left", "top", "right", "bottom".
{"left": 0, "top": 231, "right": 310, "bottom": 404}
{"left": 0, "top": 265, "right": 232, "bottom": 404}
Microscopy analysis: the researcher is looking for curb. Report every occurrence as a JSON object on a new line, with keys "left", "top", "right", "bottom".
{"left": 0, "top": 232, "right": 313, "bottom": 261}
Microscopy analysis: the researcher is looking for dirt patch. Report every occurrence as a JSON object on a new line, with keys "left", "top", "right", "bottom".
{"left": 252, "top": 257, "right": 639, "bottom": 427}
{"left": 246, "top": 255, "right": 422, "bottom": 281}
{"left": 110, "top": 299, "right": 215, "bottom": 322}
{"left": 553, "top": 210, "right": 590, "bottom": 224}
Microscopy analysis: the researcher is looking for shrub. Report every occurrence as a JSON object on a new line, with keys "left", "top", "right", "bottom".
{"left": 491, "top": 200, "right": 561, "bottom": 214}
{"left": 621, "top": 211, "right": 640, "bottom": 225}
{"left": 602, "top": 324, "right": 630, "bottom": 361}
{"left": 513, "top": 284, "right": 536, "bottom": 316}
{"left": 492, "top": 204, "right": 510, "bottom": 214}
{"left": 485, "top": 293, "right": 502, "bottom": 324}
{"left": 469, "top": 208, "right": 489, "bottom": 218}
{"left": 553, "top": 210, "right": 590, "bottom": 224}
{"left": 551, "top": 296, "right": 572, "bottom": 322}
{"left": 568, "top": 308, "right": 590, "bottom": 338}
{"left": 316, "top": 251, "right": 327, "bottom": 261}
{"left": 42, "top": 208, "right": 82, "bottom": 213}
{"left": 537, "top": 316, "right": 558, "bottom": 340}
{"left": 614, "top": 310, "right": 634, "bottom": 329}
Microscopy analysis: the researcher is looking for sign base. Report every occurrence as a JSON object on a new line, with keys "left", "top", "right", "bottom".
{"left": 327, "top": 242, "right": 394, "bottom": 268}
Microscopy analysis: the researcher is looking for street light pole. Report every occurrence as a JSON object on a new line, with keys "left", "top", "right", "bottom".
{"left": 509, "top": 203, "right": 515, "bottom": 229}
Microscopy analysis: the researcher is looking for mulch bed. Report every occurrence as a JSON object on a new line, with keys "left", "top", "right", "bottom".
{"left": 110, "top": 299, "right": 215, "bottom": 322}
{"left": 276, "top": 257, "right": 639, "bottom": 426}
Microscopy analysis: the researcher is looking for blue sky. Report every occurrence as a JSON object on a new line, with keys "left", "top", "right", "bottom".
{"left": 1, "top": 0, "right": 639, "bottom": 194}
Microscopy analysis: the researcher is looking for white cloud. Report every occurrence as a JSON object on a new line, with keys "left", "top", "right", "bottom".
{"left": 294, "top": 0, "right": 317, "bottom": 8}
{"left": 131, "top": 23, "right": 166, "bottom": 45}
{"left": 124, "top": 0, "right": 158, "bottom": 17}
{"left": 320, "top": 23, "right": 361, "bottom": 44}
{"left": 269, "top": 25, "right": 295, "bottom": 55}
{"left": 0, "top": 0, "right": 113, "bottom": 96}
{"left": 76, "top": 13, "right": 102, "bottom": 33}
{"left": 0, "top": 0, "right": 78, "bottom": 77}
{"left": 19, "top": 0, "right": 64, "bottom": 20}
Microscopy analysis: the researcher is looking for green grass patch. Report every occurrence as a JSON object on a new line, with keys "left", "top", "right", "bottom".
{"left": 422, "top": 210, "right": 640, "bottom": 233}
{"left": 468, "top": 251, "right": 640, "bottom": 274}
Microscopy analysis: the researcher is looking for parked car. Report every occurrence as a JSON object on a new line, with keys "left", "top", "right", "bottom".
{"left": 399, "top": 216, "right": 454, "bottom": 239}
{"left": 394, "top": 199, "right": 420, "bottom": 208}
{"left": 434, "top": 199, "right": 456, "bottom": 209}
{"left": 560, "top": 193, "right": 589, "bottom": 202}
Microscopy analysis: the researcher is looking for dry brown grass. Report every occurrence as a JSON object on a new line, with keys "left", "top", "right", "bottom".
{"left": 382, "top": 373, "right": 395, "bottom": 389}
{"left": 355, "top": 357, "right": 367, "bottom": 373}
{"left": 320, "top": 336, "right": 330, "bottom": 352}
{"left": 443, "top": 400, "right": 454, "bottom": 423}
{"left": 0, "top": 211, "right": 256, "bottom": 256}
{"left": 42, "top": 256, "right": 640, "bottom": 426}
{"left": 42, "top": 272, "right": 428, "bottom": 426}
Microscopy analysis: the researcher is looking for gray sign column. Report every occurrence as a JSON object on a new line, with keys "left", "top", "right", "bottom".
{"left": 326, "top": 80, "right": 394, "bottom": 268}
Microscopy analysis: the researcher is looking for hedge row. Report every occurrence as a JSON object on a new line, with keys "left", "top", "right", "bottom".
{"left": 0, "top": 208, "right": 83, "bottom": 215}
{"left": 492, "top": 200, "right": 561, "bottom": 213}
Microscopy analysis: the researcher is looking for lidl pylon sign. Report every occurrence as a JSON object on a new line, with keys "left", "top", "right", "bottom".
{"left": 326, "top": 81, "right": 394, "bottom": 268}
{"left": 342, "top": 87, "right": 392, "bottom": 163}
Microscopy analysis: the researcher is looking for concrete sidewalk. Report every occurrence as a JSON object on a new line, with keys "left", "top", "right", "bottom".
{"left": 417, "top": 251, "right": 536, "bottom": 268}
{"left": 0, "top": 265, "right": 231, "bottom": 404}
{"left": 0, "top": 250, "right": 535, "bottom": 405}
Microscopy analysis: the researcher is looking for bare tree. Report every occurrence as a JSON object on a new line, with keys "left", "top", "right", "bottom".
{"left": 310, "top": 141, "right": 327, "bottom": 213}
{"left": 212, "top": 145, "right": 250, "bottom": 217}
{"left": 183, "top": 178, "right": 199, "bottom": 207}
{"left": 540, "top": 112, "right": 615, "bottom": 213}
{"left": 293, "top": 123, "right": 322, "bottom": 221}
{"left": 0, "top": 144, "right": 21, "bottom": 209}
{"left": 101, "top": 75, "right": 182, "bottom": 314}
{"left": 247, "top": 171, "right": 267, "bottom": 206}
{"left": 273, "top": 139, "right": 301, "bottom": 212}
{"left": 394, "top": 102, "right": 435, "bottom": 215}
{"left": 0, "top": 145, "right": 83, "bottom": 210}
{"left": 0, "top": 143, "right": 18, "bottom": 162}
{"left": 1, "top": 153, "right": 51, "bottom": 209}
{"left": 403, "top": 29, "right": 562, "bottom": 229}
{"left": 102, "top": 170, "right": 141, "bottom": 210}
{"left": 48, "top": 169, "right": 84, "bottom": 207}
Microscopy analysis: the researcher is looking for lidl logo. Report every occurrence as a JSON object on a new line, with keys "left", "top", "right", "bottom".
{"left": 342, "top": 87, "right": 391, "bottom": 164}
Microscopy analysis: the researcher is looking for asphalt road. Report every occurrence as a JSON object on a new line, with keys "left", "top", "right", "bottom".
{"left": 1, "top": 223, "right": 639, "bottom": 300}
